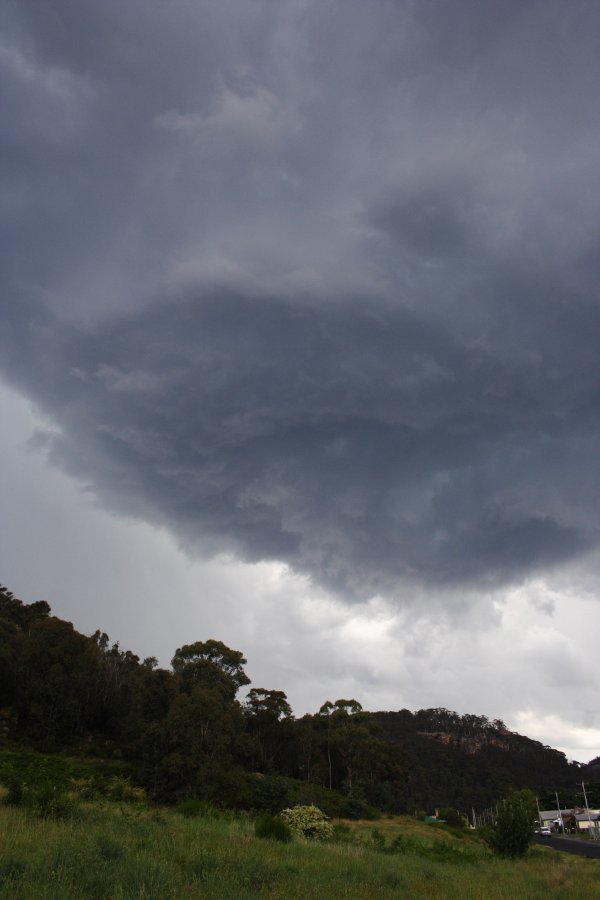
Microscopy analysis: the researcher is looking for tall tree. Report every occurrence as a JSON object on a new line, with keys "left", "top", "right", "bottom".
{"left": 244, "top": 688, "right": 293, "bottom": 772}
{"left": 172, "top": 640, "right": 250, "bottom": 699}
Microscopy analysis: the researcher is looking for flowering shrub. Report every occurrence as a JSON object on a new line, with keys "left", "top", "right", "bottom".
{"left": 280, "top": 805, "right": 334, "bottom": 841}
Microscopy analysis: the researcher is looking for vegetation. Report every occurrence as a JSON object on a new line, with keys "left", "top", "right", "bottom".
{"left": 1, "top": 582, "right": 597, "bottom": 822}
{"left": 280, "top": 805, "right": 334, "bottom": 841}
{"left": 483, "top": 790, "right": 537, "bottom": 859}
{"left": 254, "top": 813, "right": 292, "bottom": 843}
{"left": 0, "top": 794, "right": 598, "bottom": 899}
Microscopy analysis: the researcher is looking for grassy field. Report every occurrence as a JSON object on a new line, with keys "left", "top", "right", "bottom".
{"left": 0, "top": 800, "right": 598, "bottom": 898}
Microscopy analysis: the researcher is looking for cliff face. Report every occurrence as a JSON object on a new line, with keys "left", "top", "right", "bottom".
{"left": 415, "top": 729, "right": 517, "bottom": 755}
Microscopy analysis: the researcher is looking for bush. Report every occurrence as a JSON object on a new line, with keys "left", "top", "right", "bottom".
{"left": 280, "top": 805, "right": 334, "bottom": 841}
{"left": 341, "top": 796, "right": 367, "bottom": 820}
{"left": 105, "top": 776, "right": 146, "bottom": 803}
{"left": 370, "top": 827, "right": 387, "bottom": 850}
{"left": 70, "top": 777, "right": 97, "bottom": 800}
{"left": 27, "top": 781, "right": 76, "bottom": 819}
{"left": 245, "top": 774, "right": 292, "bottom": 813}
{"left": 3, "top": 774, "right": 25, "bottom": 806}
{"left": 2, "top": 773, "right": 75, "bottom": 819}
{"left": 483, "top": 790, "right": 536, "bottom": 859}
{"left": 254, "top": 814, "right": 292, "bottom": 842}
{"left": 438, "top": 807, "right": 465, "bottom": 829}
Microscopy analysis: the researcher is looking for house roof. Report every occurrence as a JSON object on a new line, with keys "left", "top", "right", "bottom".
{"left": 539, "top": 810, "right": 575, "bottom": 818}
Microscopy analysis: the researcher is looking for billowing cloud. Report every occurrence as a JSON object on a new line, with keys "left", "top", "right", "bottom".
{"left": 3, "top": 286, "right": 600, "bottom": 599}
{"left": 2, "top": 0, "right": 600, "bottom": 608}
{"left": 3, "top": 381, "right": 600, "bottom": 762}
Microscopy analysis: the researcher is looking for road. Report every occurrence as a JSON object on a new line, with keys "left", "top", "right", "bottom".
{"left": 533, "top": 834, "right": 600, "bottom": 859}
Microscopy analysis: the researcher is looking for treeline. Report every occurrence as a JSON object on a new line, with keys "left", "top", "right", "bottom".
{"left": 413, "top": 708, "right": 507, "bottom": 736}
{"left": 0, "top": 585, "right": 589, "bottom": 814}
{"left": 0, "top": 586, "right": 405, "bottom": 815}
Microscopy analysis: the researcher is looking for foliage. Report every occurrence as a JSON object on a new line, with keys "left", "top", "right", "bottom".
{"left": 69, "top": 777, "right": 97, "bottom": 800}
{"left": 26, "top": 780, "right": 76, "bottom": 819}
{"left": 483, "top": 789, "right": 537, "bottom": 858}
{"left": 254, "top": 813, "right": 292, "bottom": 842}
{"left": 244, "top": 773, "right": 292, "bottom": 812}
{"left": 0, "top": 748, "right": 135, "bottom": 802}
{"left": 171, "top": 640, "right": 250, "bottom": 698}
{"left": 280, "top": 805, "right": 334, "bottom": 841}
{"left": 1, "top": 773, "right": 76, "bottom": 819}
{"left": 4, "top": 772, "right": 25, "bottom": 805}
{"left": 438, "top": 806, "right": 466, "bottom": 828}
{"left": 244, "top": 688, "right": 294, "bottom": 773}
{"left": 374, "top": 709, "right": 580, "bottom": 812}
{"left": 105, "top": 775, "right": 146, "bottom": 803}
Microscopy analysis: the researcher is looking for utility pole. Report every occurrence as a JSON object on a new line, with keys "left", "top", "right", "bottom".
{"left": 582, "top": 782, "right": 596, "bottom": 840}
{"left": 555, "top": 792, "right": 565, "bottom": 835}
{"left": 536, "top": 796, "right": 543, "bottom": 830}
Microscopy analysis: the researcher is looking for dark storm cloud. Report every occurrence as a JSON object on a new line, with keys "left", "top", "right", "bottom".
{"left": 2, "top": 0, "right": 600, "bottom": 599}
{"left": 3, "top": 286, "right": 599, "bottom": 597}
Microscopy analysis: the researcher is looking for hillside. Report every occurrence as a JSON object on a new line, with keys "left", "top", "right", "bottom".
{"left": 373, "top": 710, "right": 589, "bottom": 812}
{"left": 1, "top": 583, "right": 597, "bottom": 816}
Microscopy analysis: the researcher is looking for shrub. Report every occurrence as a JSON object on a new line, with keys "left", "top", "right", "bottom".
{"left": 246, "top": 774, "right": 292, "bottom": 813}
{"left": 105, "top": 776, "right": 146, "bottom": 803}
{"left": 254, "top": 813, "right": 292, "bottom": 842}
{"left": 3, "top": 775, "right": 25, "bottom": 806}
{"left": 27, "top": 781, "right": 76, "bottom": 819}
{"left": 280, "top": 805, "right": 334, "bottom": 841}
{"left": 341, "top": 796, "right": 367, "bottom": 820}
{"left": 70, "top": 777, "right": 97, "bottom": 800}
{"left": 483, "top": 790, "right": 536, "bottom": 859}
{"left": 2, "top": 769, "right": 75, "bottom": 818}
{"left": 437, "top": 807, "right": 465, "bottom": 828}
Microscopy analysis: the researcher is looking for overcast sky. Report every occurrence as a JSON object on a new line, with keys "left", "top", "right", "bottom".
{"left": 2, "top": 0, "right": 600, "bottom": 763}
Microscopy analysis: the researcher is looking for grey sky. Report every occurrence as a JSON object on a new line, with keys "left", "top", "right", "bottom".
{"left": 1, "top": 0, "right": 600, "bottom": 760}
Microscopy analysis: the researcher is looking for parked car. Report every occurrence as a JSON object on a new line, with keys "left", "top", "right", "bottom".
{"left": 540, "top": 827, "right": 551, "bottom": 835}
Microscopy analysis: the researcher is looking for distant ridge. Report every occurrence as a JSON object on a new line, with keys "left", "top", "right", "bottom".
{"left": 372, "top": 709, "right": 598, "bottom": 811}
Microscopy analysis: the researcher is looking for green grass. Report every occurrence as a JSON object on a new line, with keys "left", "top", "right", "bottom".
{"left": 0, "top": 799, "right": 597, "bottom": 898}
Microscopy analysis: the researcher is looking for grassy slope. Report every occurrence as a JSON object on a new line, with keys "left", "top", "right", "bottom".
{"left": 0, "top": 802, "right": 598, "bottom": 899}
